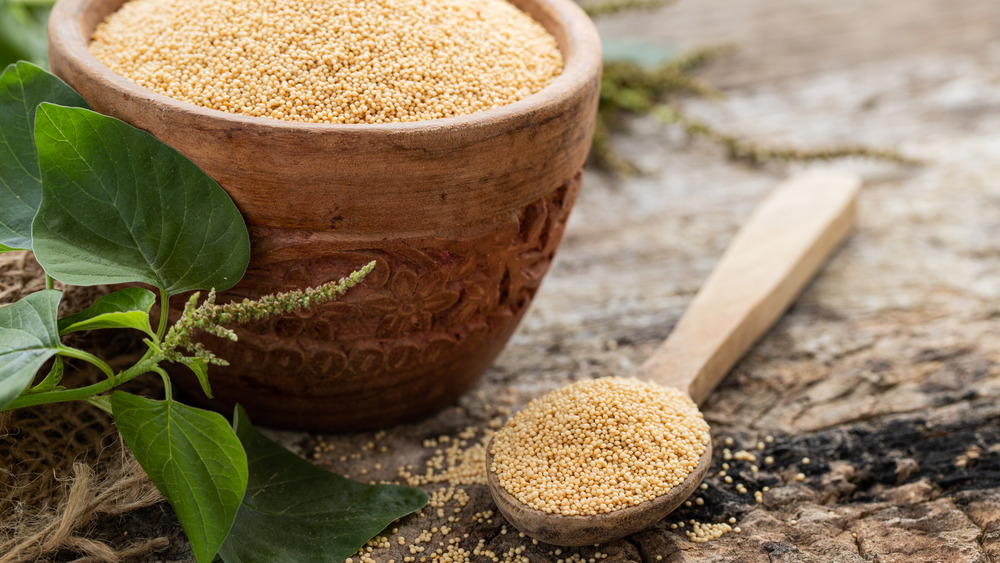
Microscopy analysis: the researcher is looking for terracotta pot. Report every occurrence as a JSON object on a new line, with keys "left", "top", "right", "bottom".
{"left": 47, "top": 0, "right": 601, "bottom": 431}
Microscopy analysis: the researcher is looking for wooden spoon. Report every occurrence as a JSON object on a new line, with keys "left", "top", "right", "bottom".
{"left": 485, "top": 169, "right": 861, "bottom": 546}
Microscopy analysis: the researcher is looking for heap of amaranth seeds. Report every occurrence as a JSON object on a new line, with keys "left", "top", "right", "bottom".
{"left": 490, "top": 377, "right": 711, "bottom": 516}
{"left": 89, "top": 0, "right": 563, "bottom": 124}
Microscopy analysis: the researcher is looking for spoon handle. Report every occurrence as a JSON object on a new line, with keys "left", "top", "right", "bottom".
{"left": 637, "top": 169, "right": 861, "bottom": 404}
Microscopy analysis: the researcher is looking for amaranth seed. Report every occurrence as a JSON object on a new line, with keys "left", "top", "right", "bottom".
{"left": 89, "top": 0, "right": 563, "bottom": 124}
{"left": 489, "top": 377, "right": 711, "bottom": 516}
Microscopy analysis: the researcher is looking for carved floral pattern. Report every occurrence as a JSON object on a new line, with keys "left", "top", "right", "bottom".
{"left": 173, "top": 171, "right": 583, "bottom": 428}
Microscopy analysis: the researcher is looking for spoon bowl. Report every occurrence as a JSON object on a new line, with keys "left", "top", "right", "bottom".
{"left": 486, "top": 169, "right": 862, "bottom": 545}
{"left": 486, "top": 442, "right": 712, "bottom": 546}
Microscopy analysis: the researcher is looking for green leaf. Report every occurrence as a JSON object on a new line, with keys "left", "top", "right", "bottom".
{"left": 86, "top": 393, "right": 112, "bottom": 414}
{"left": 31, "top": 104, "right": 250, "bottom": 295}
{"left": 112, "top": 392, "right": 248, "bottom": 563}
{"left": 0, "top": 242, "right": 15, "bottom": 253}
{"left": 182, "top": 356, "right": 213, "bottom": 399}
{"left": 219, "top": 405, "right": 429, "bottom": 563}
{"left": 0, "top": 289, "right": 61, "bottom": 408}
{"left": 167, "top": 355, "right": 214, "bottom": 399}
{"left": 0, "top": 62, "right": 88, "bottom": 250}
{"left": 28, "top": 354, "right": 63, "bottom": 392}
{"left": 57, "top": 287, "right": 155, "bottom": 336}
{"left": 0, "top": 4, "right": 50, "bottom": 69}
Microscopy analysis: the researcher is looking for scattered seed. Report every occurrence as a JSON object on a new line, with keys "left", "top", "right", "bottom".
{"left": 684, "top": 521, "right": 733, "bottom": 543}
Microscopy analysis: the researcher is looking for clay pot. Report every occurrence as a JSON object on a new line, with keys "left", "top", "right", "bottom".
{"left": 47, "top": 0, "right": 601, "bottom": 431}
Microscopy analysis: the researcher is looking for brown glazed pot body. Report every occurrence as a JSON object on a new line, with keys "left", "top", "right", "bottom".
{"left": 47, "top": 0, "right": 601, "bottom": 431}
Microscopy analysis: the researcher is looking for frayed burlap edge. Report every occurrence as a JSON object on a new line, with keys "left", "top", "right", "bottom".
{"left": 1, "top": 251, "right": 169, "bottom": 562}
{"left": 0, "top": 454, "right": 166, "bottom": 563}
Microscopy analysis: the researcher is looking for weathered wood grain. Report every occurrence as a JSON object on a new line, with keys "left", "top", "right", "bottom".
{"left": 72, "top": 0, "right": 1000, "bottom": 560}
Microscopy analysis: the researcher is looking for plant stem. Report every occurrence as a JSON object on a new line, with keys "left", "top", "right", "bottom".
{"left": 57, "top": 346, "right": 115, "bottom": 381}
{"left": 583, "top": 0, "right": 676, "bottom": 17}
{"left": 45, "top": 274, "right": 54, "bottom": 290}
{"left": 156, "top": 288, "right": 170, "bottom": 341}
{"left": 152, "top": 365, "right": 173, "bottom": 399}
{"left": 10, "top": 0, "right": 58, "bottom": 7}
{"left": 1, "top": 353, "right": 162, "bottom": 411}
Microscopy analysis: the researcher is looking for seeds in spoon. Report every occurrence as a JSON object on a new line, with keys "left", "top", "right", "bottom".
{"left": 489, "top": 377, "right": 711, "bottom": 516}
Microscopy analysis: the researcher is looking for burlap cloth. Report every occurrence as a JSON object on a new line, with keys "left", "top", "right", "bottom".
{"left": 0, "top": 251, "right": 167, "bottom": 562}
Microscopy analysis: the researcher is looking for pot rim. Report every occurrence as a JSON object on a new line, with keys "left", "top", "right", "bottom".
{"left": 47, "top": 0, "right": 602, "bottom": 136}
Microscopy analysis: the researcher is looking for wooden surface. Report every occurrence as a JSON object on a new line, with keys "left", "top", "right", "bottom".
{"left": 79, "top": 0, "right": 1000, "bottom": 560}
{"left": 639, "top": 170, "right": 859, "bottom": 405}
{"left": 484, "top": 171, "right": 857, "bottom": 547}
